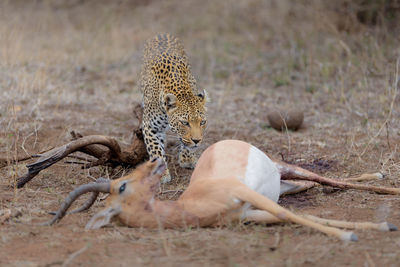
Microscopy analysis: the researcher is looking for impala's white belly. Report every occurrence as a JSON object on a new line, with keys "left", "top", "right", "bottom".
{"left": 242, "top": 145, "right": 280, "bottom": 203}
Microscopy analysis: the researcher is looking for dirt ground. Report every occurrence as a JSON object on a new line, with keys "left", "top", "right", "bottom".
{"left": 1, "top": 0, "right": 400, "bottom": 266}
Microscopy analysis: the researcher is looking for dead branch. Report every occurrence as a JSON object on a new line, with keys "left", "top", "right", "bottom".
{"left": 0, "top": 147, "right": 55, "bottom": 169}
{"left": 16, "top": 104, "right": 148, "bottom": 188}
{"left": 0, "top": 155, "right": 31, "bottom": 168}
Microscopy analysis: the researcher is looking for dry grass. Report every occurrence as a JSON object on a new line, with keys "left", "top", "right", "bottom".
{"left": 1, "top": 0, "right": 400, "bottom": 266}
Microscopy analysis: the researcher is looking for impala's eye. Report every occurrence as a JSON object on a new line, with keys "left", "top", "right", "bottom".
{"left": 200, "top": 120, "right": 207, "bottom": 126}
{"left": 180, "top": 120, "right": 190, "bottom": 126}
{"left": 119, "top": 182, "right": 126, "bottom": 194}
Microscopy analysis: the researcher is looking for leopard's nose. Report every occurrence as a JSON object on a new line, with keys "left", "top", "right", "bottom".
{"left": 192, "top": 138, "right": 201, "bottom": 144}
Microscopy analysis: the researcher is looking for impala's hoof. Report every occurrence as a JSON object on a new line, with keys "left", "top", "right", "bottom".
{"left": 350, "top": 233, "right": 358, "bottom": 242}
{"left": 387, "top": 223, "right": 398, "bottom": 232}
{"left": 373, "top": 172, "right": 384, "bottom": 179}
{"left": 378, "top": 222, "right": 398, "bottom": 232}
{"left": 341, "top": 232, "right": 358, "bottom": 242}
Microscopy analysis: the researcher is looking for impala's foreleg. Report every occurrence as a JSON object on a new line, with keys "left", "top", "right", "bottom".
{"left": 241, "top": 209, "right": 281, "bottom": 223}
{"left": 274, "top": 160, "right": 400, "bottom": 195}
{"left": 344, "top": 173, "right": 384, "bottom": 182}
{"left": 233, "top": 183, "right": 358, "bottom": 241}
{"left": 242, "top": 210, "right": 397, "bottom": 232}
{"left": 280, "top": 180, "right": 318, "bottom": 196}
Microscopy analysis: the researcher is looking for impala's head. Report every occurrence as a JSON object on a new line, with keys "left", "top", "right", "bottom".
{"left": 107, "top": 158, "right": 165, "bottom": 204}
{"left": 163, "top": 89, "right": 207, "bottom": 149}
{"left": 45, "top": 158, "right": 166, "bottom": 229}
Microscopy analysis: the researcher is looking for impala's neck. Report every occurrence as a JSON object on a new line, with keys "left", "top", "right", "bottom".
{"left": 117, "top": 197, "right": 200, "bottom": 229}
{"left": 152, "top": 200, "right": 200, "bottom": 228}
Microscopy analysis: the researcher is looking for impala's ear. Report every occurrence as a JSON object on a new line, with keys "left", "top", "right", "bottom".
{"left": 85, "top": 206, "right": 121, "bottom": 230}
{"left": 144, "top": 158, "right": 167, "bottom": 186}
{"left": 164, "top": 93, "right": 177, "bottom": 111}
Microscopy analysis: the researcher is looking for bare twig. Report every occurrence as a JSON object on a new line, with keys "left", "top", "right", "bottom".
{"left": 361, "top": 57, "right": 399, "bottom": 156}
{"left": 385, "top": 121, "right": 391, "bottom": 150}
{"left": 269, "top": 231, "right": 281, "bottom": 251}
{"left": 61, "top": 244, "right": 90, "bottom": 267}
{"left": 365, "top": 252, "right": 376, "bottom": 267}
{"left": 0, "top": 147, "right": 55, "bottom": 169}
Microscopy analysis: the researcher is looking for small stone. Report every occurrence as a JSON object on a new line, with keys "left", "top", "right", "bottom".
{"left": 267, "top": 108, "right": 304, "bottom": 131}
{"left": 11, "top": 209, "right": 22, "bottom": 218}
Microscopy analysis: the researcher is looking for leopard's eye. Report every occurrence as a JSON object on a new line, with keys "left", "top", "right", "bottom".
{"left": 200, "top": 120, "right": 207, "bottom": 126}
{"left": 180, "top": 120, "right": 190, "bottom": 126}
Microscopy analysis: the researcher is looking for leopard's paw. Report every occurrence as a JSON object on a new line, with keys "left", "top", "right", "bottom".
{"left": 160, "top": 169, "right": 172, "bottom": 184}
{"left": 178, "top": 153, "right": 197, "bottom": 169}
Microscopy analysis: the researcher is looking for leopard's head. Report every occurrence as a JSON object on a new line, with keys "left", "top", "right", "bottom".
{"left": 163, "top": 90, "right": 207, "bottom": 149}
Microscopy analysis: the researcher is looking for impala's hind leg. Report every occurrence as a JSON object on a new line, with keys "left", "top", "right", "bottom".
{"left": 234, "top": 184, "right": 357, "bottom": 241}
{"left": 302, "top": 215, "right": 397, "bottom": 232}
{"left": 242, "top": 210, "right": 397, "bottom": 232}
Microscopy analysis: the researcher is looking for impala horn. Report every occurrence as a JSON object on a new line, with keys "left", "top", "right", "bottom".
{"left": 44, "top": 178, "right": 110, "bottom": 226}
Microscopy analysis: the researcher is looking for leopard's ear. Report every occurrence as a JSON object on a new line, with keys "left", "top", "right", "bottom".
{"left": 197, "top": 89, "right": 208, "bottom": 103}
{"left": 164, "top": 93, "right": 177, "bottom": 111}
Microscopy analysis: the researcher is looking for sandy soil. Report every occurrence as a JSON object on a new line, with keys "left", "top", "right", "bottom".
{"left": 1, "top": 1, "right": 400, "bottom": 266}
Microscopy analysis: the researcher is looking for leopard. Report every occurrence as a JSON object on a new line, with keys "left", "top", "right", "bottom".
{"left": 139, "top": 33, "right": 207, "bottom": 183}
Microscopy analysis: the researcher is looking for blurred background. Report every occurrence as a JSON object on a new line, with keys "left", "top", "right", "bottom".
{"left": 1, "top": 0, "right": 399, "bottom": 170}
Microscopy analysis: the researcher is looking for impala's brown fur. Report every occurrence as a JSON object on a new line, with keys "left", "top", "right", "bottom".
{"left": 89, "top": 159, "right": 200, "bottom": 229}
{"left": 50, "top": 140, "right": 398, "bottom": 241}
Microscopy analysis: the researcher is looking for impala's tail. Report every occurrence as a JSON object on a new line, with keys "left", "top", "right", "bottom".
{"left": 273, "top": 160, "right": 400, "bottom": 195}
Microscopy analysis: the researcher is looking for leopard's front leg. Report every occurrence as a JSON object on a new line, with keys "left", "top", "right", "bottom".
{"left": 178, "top": 144, "right": 198, "bottom": 169}
{"left": 142, "top": 116, "right": 171, "bottom": 183}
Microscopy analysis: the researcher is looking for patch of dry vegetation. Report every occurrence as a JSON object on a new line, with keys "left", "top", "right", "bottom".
{"left": 1, "top": 0, "right": 400, "bottom": 266}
